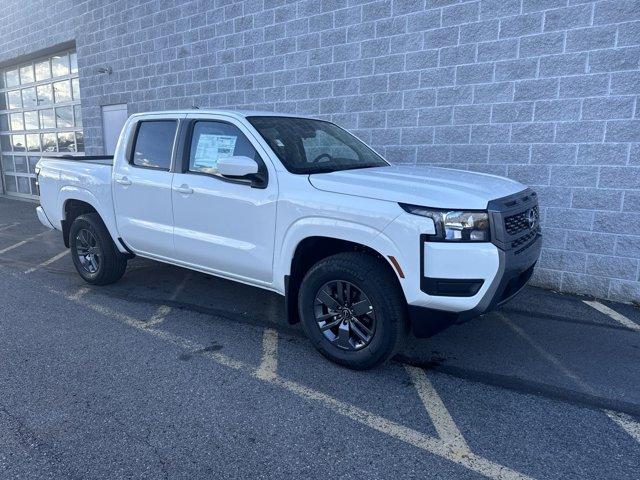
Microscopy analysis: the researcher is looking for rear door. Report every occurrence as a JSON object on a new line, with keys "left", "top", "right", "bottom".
{"left": 170, "top": 114, "right": 278, "bottom": 284}
{"left": 113, "top": 114, "right": 182, "bottom": 258}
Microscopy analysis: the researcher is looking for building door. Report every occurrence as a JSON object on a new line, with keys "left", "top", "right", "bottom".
{"left": 0, "top": 49, "right": 84, "bottom": 199}
{"left": 102, "top": 104, "right": 128, "bottom": 155}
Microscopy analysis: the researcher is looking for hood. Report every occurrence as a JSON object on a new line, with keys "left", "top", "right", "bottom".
{"left": 308, "top": 165, "right": 525, "bottom": 210}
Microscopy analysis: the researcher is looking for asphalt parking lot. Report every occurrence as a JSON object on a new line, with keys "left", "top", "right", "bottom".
{"left": 0, "top": 196, "right": 639, "bottom": 479}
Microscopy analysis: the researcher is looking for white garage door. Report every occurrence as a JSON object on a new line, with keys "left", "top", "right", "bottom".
{"left": 0, "top": 49, "right": 84, "bottom": 199}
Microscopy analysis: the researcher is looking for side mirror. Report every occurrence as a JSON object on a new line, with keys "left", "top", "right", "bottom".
{"left": 217, "top": 156, "right": 259, "bottom": 178}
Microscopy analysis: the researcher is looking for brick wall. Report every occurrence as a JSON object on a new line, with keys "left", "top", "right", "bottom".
{"left": 1, "top": 0, "right": 639, "bottom": 301}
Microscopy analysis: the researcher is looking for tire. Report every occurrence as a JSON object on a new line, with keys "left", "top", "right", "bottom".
{"left": 69, "top": 213, "right": 127, "bottom": 285}
{"left": 298, "top": 252, "right": 407, "bottom": 370}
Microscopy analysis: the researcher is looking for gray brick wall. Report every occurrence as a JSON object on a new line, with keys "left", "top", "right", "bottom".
{"left": 1, "top": 0, "right": 639, "bottom": 302}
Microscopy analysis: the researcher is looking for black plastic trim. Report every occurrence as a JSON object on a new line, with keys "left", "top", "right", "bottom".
{"left": 421, "top": 277, "right": 484, "bottom": 297}
{"left": 117, "top": 237, "right": 136, "bottom": 258}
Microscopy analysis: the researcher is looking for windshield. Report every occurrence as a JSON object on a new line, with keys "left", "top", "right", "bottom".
{"left": 247, "top": 116, "right": 389, "bottom": 174}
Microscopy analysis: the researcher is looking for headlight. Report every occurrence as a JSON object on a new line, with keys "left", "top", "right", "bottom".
{"left": 399, "top": 204, "right": 490, "bottom": 242}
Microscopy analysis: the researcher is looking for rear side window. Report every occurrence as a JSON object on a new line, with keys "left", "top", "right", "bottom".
{"left": 132, "top": 120, "right": 177, "bottom": 169}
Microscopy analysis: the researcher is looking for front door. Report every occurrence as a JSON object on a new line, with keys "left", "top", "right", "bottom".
{"left": 113, "top": 116, "right": 180, "bottom": 258}
{"left": 171, "top": 115, "right": 278, "bottom": 284}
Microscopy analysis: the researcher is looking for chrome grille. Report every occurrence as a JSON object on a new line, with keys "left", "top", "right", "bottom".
{"left": 504, "top": 205, "right": 539, "bottom": 236}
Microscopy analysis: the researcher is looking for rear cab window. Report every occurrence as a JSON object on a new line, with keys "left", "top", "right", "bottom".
{"left": 131, "top": 120, "right": 177, "bottom": 170}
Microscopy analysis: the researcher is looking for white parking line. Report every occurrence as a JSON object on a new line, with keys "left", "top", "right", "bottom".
{"left": 499, "top": 312, "right": 640, "bottom": 446}
{"left": 0, "top": 222, "right": 19, "bottom": 232}
{"left": 405, "top": 365, "right": 471, "bottom": 453}
{"left": 144, "top": 273, "right": 192, "bottom": 328}
{"left": 256, "top": 328, "right": 278, "bottom": 380}
{"left": 66, "top": 286, "right": 90, "bottom": 301}
{"left": 31, "top": 276, "right": 531, "bottom": 480}
{"left": 0, "top": 231, "right": 49, "bottom": 255}
{"left": 605, "top": 410, "right": 640, "bottom": 443}
{"left": 500, "top": 314, "right": 591, "bottom": 391}
{"left": 583, "top": 300, "right": 640, "bottom": 333}
{"left": 24, "top": 249, "right": 69, "bottom": 274}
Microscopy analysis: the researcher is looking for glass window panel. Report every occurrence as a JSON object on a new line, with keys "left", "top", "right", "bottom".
{"left": 188, "top": 121, "right": 257, "bottom": 175}
{"left": 23, "top": 111, "right": 39, "bottom": 130}
{"left": 41, "top": 133, "right": 56, "bottom": 152}
{"left": 35, "top": 60, "right": 51, "bottom": 81}
{"left": 40, "top": 109, "right": 55, "bottom": 129}
{"left": 0, "top": 135, "right": 11, "bottom": 152}
{"left": 0, "top": 94, "right": 7, "bottom": 110}
{"left": 0, "top": 114, "right": 8, "bottom": 132}
{"left": 26, "top": 134, "right": 40, "bottom": 152}
{"left": 1, "top": 155, "right": 13, "bottom": 172}
{"left": 5, "top": 70, "right": 19, "bottom": 87}
{"left": 19, "top": 65, "right": 35, "bottom": 84}
{"left": 70, "top": 52, "right": 78, "bottom": 74}
{"left": 28, "top": 156, "right": 40, "bottom": 173}
{"left": 72, "top": 78, "right": 80, "bottom": 100}
{"left": 53, "top": 81, "right": 72, "bottom": 103}
{"left": 75, "top": 131, "right": 85, "bottom": 152}
{"left": 17, "top": 176, "right": 30, "bottom": 194}
{"left": 4, "top": 175, "right": 17, "bottom": 192}
{"left": 57, "top": 132, "right": 76, "bottom": 152}
{"left": 51, "top": 54, "right": 70, "bottom": 77}
{"left": 74, "top": 105, "right": 83, "bottom": 127}
{"left": 11, "top": 134, "right": 26, "bottom": 151}
{"left": 14, "top": 156, "right": 28, "bottom": 172}
{"left": 7, "top": 90, "right": 22, "bottom": 109}
{"left": 133, "top": 121, "right": 177, "bottom": 169}
{"left": 10, "top": 113, "right": 23, "bottom": 131}
{"left": 36, "top": 84, "right": 53, "bottom": 105}
{"left": 21, "top": 87, "right": 37, "bottom": 108}
{"left": 30, "top": 177, "right": 38, "bottom": 196}
{"left": 56, "top": 106, "right": 73, "bottom": 128}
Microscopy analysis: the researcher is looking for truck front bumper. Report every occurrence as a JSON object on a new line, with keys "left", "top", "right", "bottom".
{"left": 409, "top": 233, "right": 541, "bottom": 337}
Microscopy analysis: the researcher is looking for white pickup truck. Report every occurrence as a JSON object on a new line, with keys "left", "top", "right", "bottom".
{"left": 36, "top": 110, "right": 541, "bottom": 369}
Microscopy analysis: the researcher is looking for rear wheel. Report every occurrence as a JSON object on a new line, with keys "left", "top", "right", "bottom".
{"left": 298, "top": 252, "right": 407, "bottom": 370}
{"left": 69, "top": 213, "right": 127, "bottom": 285}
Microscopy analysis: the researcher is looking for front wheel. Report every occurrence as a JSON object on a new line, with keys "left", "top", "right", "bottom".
{"left": 298, "top": 252, "right": 407, "bottom": 370}
{"left": 69, "top": 213, "right": 127, "bottom": 285}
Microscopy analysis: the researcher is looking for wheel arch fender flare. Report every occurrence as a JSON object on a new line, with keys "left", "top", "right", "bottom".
{"left": 57, "top": 187, "right": 124, "bottom": 252}
{"left": 275, "top": 217, "right": 406, "bottom": 294}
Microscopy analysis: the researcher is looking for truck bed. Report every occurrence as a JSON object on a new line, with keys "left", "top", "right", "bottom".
{"left": 37, "top": 155, "right": 116, "bottom": 233}
{"left": 44, "top": 155, "right": 114, "bottom": 166}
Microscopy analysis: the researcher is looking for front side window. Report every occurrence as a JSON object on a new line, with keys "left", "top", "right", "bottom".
{"left": 132, "top": 121, "right": 176, "bottom": 169}
{"left": 188, "top": 121, "right": 259, "bottom": 176}
{"left": 247, "top": 116, "right": 388, "bottom": 174}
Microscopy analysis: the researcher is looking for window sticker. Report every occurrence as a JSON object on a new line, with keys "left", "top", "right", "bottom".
{"left": 193, "top": 133, "right": 237, "bottom": 172}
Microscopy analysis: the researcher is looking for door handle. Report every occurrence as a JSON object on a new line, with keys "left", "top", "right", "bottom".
{"left": 174, "top": 184, "right": 193, "bottom": 195}
{"left": 115, "top": 176, "right": 132, "bottom": 186}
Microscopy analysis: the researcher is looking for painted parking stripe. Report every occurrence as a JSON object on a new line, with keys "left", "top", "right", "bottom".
{"left": 0, "top": 231, "right": 50, "bottom": 255}
{"left": 256, "top": 328, "right": 279, "bottom": 380}
{"left": 500, "top": 313, "right": 640, "bottom": 445}
{"left": 0, "top": 222, "right": 20, "bottom": 232}
{"left": 24, "top": 249, "right": 69, "bottom": 274}
{"left": 144, "top": 272, "right": 192, "bottom": 328}
{"left": 605, "top": 410, "right": 640, "bottom": 444}
{"left": 26, "top": 275, "right": 531, "bottom": 480}
{"left": 583, "top": 300, "right": 640, "bottom": 333}
{"left": 405, "top": 365, "right": 471, "bottom": 453}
